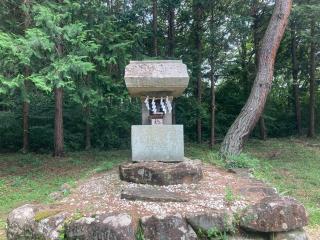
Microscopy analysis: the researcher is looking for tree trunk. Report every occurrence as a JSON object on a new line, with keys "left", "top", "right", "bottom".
{"left": 193, "top": 1, "right": 203, "bottom": 144}
{"left": 196, "top": 73, "right": 202, "bottom": 144}
{"left": 220, "top": 0, "right": 292, "bottom": 156}
{"left": 85, "top": 106, "right": 91, "bottom": 150}
{"left": 252, "top": 1, "right": 267, "bottom": 140}
{"left": 22, "top": 0, "right": 31, "bottom": 153}
{"left": 167, "top": 3, "right": 175, "bottom": 57}
{"left": 290, "top": 22, "right": 302, "bottom": 135}
{"left": 210, "top": 61, "right": 216, "bottom": 147}
{"left": 308, "top": 16, "right": 316, "bottom": 138}
{"left": 54, "top": 87, "right": 64, "bottom": 157}
{"left": 22, "top": 79, "right": 30, "bottom": 153}
{"left": 152, "top": 0, "right": 158, "bottom": 56}
{"left": 53, "top": 1, "right": 64, "bottom": 157}
{"left": 259, "top": 117, "right": 267, "bottom": 140}
{"left": 22, "top": 90, "right": 29, "bottom": 153}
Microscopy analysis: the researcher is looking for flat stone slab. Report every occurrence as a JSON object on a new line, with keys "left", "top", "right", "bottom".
{"left": 121, "top": 187, "right": 189, "bottom": 202}
{"left": 124, "top": 60, "right": 189, "bottom": 97}
{"left": 119, "top": 160, "right": 203, "bottom": 185}
{"left": 131, "top": 125, "right": 184, "bottom": 162}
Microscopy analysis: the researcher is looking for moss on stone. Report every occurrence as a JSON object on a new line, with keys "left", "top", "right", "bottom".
{"left": 34, "top": 209, "right": 61, "bottom": 222}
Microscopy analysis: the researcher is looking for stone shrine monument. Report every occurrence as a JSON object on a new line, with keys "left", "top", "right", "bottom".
{"left": 120, "top": 60, "right": 203, "bottom": 186}
{"left": 124, "top": 60, "right": 188, "bottom": 162}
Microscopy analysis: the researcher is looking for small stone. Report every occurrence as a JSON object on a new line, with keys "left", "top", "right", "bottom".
{"left": 65, "top": 213, "right": 135, "bottom": 240}
{"left": 228, "top": 168, "right": 253, "bottom": 178}
{"left": 186, "top": 211, "right": 235, "bottom": 233}
{"left": 141, "top": 214, "right": 197, "bottom": 240}
{"left": 271, "top": 229, "right": 309, "bottom": 240}
{"left": 239, "top": 186, "right": 278, "bottom": 197}
{"left": 60, "top": 183, "right": 71, "bottom": 194}
{"left": 240, "top": 197, "right": 308, "bottom": 232}
{"left": 119, "top": 160, "right": 203, "bottom": 185}
{"left": 49, "top": 191, "right": 64, "bottom": 201}
{"left": 121, "top": 187, "right": 188, "bottom": 202}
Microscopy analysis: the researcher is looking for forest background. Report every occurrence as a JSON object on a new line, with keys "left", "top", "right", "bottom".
{"left": 0, "top": 0, "right": 319, "bottom": 155}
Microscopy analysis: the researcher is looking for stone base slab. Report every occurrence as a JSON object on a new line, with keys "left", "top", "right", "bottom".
{"left": 131, "top": 125, "right": 184, "bottom": 162}
{"left": 119, "top": 160, "right": 203, "bottom": 185}
{"left": 121, "top": 186, "right": 189, "bottom": 202}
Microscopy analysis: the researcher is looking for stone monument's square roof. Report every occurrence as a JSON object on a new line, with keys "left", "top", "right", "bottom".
{"left": 124, "top": 60, "right": 189, "bottom": 97}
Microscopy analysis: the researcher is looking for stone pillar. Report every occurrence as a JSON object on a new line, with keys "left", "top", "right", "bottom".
{"left": 141, "top": 101, "right": 149, "bottom": 125}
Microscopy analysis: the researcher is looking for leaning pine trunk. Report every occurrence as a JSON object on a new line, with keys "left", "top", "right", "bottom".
{"left": 220, "top": 0, "right": 292, "bottom": 156}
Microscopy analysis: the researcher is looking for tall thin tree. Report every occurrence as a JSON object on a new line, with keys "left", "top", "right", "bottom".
{"left": 220, "top": 0, "right": 292, "bottom": 156}
{"left": 192, "top": 0, "right": 204, "bottom": 144}
{"left": 210, "top": 59, "right": 216, "bottom": 147}
{"left": 252, "top": 1, "right": 267, "bottom": 140}
{"left": 167, "top": 1, "right": 175, "bottom": 57}
{"left": 290, "top": 20, "right": 302, "bottom": 135}
{"left": 54, "top": 0, "right": 65, "bottom": 157}
{"left": 308, "top": 16, "right": 316, "bottom": 138}
{"left": 22, "top": 0, "right": 31, "bottom": 153}
{"left": 152, "top": 0, "right": 158, "bottom": 56}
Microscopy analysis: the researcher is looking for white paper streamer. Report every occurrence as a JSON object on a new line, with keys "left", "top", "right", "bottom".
{"left": 160, "top": 97, "right": 167, "bottom": 114}
{"left": 151, "top": 97, "right": 157, "bottom": 113}
{"left": 144, "top": 96, "right": 150, "bottom": 110}
{"left": 166, "top": 96, "right": 172, "bottom": 113}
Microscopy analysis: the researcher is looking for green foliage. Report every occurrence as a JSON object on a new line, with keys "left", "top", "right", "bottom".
{"left": 0, "top": 0, "right": 319, "bottom": 152}
{"left": 225, "top": 154, "right": 260, "bottom": 169}
{"left": 135, "top": 221, "right": 145, "bottom": 240}
{"left": 196, "top": 227, "right": 229, "bottom": 240}
{"left": 224, "top": 186, "right": 236, "bottom": 204}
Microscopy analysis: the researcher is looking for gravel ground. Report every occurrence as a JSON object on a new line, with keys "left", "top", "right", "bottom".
{"left": 58, "top": 162, "right": 274, "bottom": 224}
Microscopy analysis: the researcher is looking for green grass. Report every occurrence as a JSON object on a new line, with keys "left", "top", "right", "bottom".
{"left": 246, "top": 138, "right": 320, "bottom": 226}
{"left": 186, "top": 137, "right": 320, "bottom": 226}
{"left": 0, "top": 150, "right": 129, "bottom": 239}
{"left": 0, "top": 138, "right": 320, "bottom": 239}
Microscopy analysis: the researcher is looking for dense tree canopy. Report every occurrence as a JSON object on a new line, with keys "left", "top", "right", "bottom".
{"left": 0, "top": 0, "right": 319, "bottom": 153}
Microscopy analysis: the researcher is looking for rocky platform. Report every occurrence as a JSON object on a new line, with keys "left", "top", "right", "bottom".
{"left": 6, "top": 159, "right": 309, "bottom": 240}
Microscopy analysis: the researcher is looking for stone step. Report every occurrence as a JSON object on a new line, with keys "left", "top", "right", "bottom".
{"left": 121, "top": 187, "right": 189, "bottom": 202}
